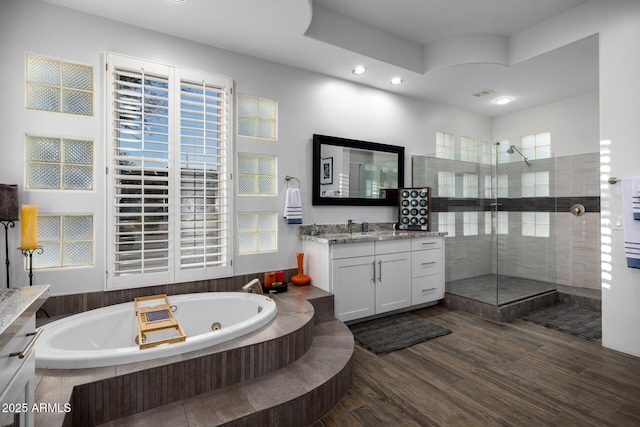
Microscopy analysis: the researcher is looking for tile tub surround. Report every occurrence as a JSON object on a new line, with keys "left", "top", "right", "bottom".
{"left": 34, "top": 286, "right": 341, "bottom": 426}
{"left": 38, "top": 269, "right": 298, "bottom": 319}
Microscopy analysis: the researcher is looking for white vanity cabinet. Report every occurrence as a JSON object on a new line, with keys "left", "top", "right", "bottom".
{"left": 331, "top": 239, "right": 411, "bottom": 322}
{"left": 0, "top": 285, "right": 49, "bottom": 427}
{"left": 411, "top": 237, "right": 445, "bottom": 305}
{"left": 0, "top": 316, "right": 37, "bottom": 427}
{"left": 303, "top": 234, "right": 445, "bottom": 322}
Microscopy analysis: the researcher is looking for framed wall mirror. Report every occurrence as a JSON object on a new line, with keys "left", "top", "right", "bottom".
{"left": 312, "top": 134, "right": 404, "bottom": 206}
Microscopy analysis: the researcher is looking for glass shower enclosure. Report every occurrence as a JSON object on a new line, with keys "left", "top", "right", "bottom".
{"left": 412, "top": 141, "right": 557, "bottom": 306}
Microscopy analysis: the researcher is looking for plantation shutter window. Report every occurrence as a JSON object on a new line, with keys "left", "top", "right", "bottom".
{"left": 106, "top": 53, "right": 233, "bottom": 289}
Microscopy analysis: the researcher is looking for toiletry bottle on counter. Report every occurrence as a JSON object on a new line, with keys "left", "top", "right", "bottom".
{"left": 362, "top": 217, "right": 369, "bottom": 232}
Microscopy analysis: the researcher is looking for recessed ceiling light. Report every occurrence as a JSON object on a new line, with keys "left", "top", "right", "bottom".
{"left": 494, "top": 97, "right": 513, "bottom": 105}
{"left": 389, "top": 77, "right": 404, "bottom": 85}
{"left": 170, "top": 0, "right": 185, "bottom": 3}
{"left": 352, "top": 66, "right": 367, "bottom": 75}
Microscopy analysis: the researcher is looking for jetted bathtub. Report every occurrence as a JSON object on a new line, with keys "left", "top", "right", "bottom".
{"left": 35, "top": 292, "right": 277, "bottom": 369}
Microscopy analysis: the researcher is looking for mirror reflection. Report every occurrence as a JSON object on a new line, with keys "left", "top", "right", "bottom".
{"left": 312, "top": 134, "right": 404, "bottom": 206}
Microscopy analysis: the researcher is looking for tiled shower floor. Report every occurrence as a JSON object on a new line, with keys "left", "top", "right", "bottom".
{"left": 447, "top": 274, "right": 557, "bottom": 306}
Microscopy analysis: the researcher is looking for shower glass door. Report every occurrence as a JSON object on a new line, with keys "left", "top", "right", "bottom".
{"left": 411, "top": 140, "right": 557, "bottom": 307}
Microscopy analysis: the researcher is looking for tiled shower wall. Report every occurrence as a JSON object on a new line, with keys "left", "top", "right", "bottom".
{"left": 413, "top": 152, "right": 600, "bottom": 290}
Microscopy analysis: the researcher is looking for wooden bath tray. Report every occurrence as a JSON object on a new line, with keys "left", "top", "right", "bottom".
{"left": 134, "top": 294, "right": 186, "bottom": 350}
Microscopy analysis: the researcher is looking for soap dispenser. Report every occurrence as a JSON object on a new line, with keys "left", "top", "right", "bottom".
{"left": 362, "top": 217, "right": 369, "bottom": 233}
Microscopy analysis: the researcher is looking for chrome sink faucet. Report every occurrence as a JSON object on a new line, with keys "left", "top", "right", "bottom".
{"left": 347, "top": 219, "right": 355, "bottom": 234}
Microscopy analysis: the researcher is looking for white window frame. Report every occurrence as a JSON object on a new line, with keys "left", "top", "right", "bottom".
{"left": 460, "top": 136, "right": 476, "bottom": 162}
{"left": 522, "top": 212, "right": 550, "bottom": 237}
{"left": 237, "top": 212, "right": 277, "bottom": 254}
{"left": 521, "top": 132, "right": 551, "bottom": 160}
{"left": 25, "top": 134, "right": 94, "bottom": 191}
{"left": 237, "top": 94, "right": 278, "bottom": 140}
{"left": 26, "top": 54, "right": 94, "bottom": 116}
{"left": 438, "top": 171, "right": 455, "bottom": 197}
{"left": 462, "top": 173, "right": 478, "bottom": 198}
{"left": 237, "top": 153, "right": 277, "bottom": 196}
{"left": 33, "top": 214, "right": 94, "bottom": 269}
{"left": 463, "top": 212, "right": 478, "bottom": 236}
{"left": 438, "top": 212, "right": 456, "bottom": 237}
{"left": 105, "top": 53, "right": 233, "bottom": 290}
{"left": 436, "top": 132, "right": 454, "bottom": 160}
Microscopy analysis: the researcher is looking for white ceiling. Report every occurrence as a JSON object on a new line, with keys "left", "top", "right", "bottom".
{"left": 42, "top": 0, "right": 598, "bottom": 117}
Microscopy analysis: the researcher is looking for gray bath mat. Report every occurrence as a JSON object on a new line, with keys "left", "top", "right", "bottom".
{"left": 523, "top": 304, "right": 601, "bottom": 340}
{"left": 348, "top": 312, "right": 452, "bottom": 355}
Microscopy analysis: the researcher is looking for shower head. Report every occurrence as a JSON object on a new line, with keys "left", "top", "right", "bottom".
{"left": 506, "top": 145, "right": 532, "bottom": 167}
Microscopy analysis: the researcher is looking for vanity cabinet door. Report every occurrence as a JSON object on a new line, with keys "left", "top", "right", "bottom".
{"left": 332, "top": 256, "right": 376, "bottom": 322}
{"left": 375, "top": 251, "right": 411, "bottom": 314}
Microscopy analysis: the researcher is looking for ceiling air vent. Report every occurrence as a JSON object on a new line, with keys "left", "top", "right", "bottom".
{"left": 471, "top": 89, "right": 494, "bottom": 98}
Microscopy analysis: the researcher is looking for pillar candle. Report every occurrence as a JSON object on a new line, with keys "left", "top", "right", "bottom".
{"left": 21, "top": 205, "right": 38, "bottom": 250}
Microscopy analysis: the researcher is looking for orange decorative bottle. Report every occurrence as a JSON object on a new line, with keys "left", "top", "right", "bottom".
{"left": 291, "top": 252, "right": 310, "bottom": 286}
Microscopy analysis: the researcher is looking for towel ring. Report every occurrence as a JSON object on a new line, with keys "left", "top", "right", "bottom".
{"left": 285, "top": 175, "right": 300, "bottom": 188}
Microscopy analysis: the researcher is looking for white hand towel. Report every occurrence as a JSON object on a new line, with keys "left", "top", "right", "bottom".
{"left": 284, "top": 188, "right": 302, "bottom": 224}
{"left": 622, "top": 177, "right": 640, "bottom": 268}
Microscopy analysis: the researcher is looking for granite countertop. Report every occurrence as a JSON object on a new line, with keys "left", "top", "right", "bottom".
{"left": 0, "top": 285, "right": 50, "bottom": 352}
{"left": 300, "top": 230, "right": 447, "bottom": 244}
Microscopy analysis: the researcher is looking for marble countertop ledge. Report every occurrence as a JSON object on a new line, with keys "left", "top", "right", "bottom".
{"left": 0, "top": 284, "right": 50, "bottom": 352}
{"left": 300, "top": 230, "right": 447, "bottom": 244}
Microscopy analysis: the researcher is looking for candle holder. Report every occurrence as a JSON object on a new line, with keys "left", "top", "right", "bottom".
{"left": 0, "top": 184, "right": 19, "bottom": 289}
{"left": 1, "top": 220, "right": 15, "bottom": 288}
{"left": 19, "top": 247, "right": 49, "bottom": 317}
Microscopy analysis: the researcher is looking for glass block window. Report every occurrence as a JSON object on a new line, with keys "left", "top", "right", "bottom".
{"left": 497, "top": 174, "right": 508, "bottom": 198}
{"left": 522, "top": 212, "right": 550, "bottom": 237}
{"left": 25, "top": 135, "right": 93, "bottom": 190}
{"left": 438, "top": 212, "right": 455, "bottom": 237}
{"left": 33, "top": 215, "right": 94, "bottom": 269}
{"left": 497, "top": 211, "right": 509, "bottom": 235}
{"left": 438, "top": 171, "right": 455, "bottom": 197}
{"left": 237, "top": 153, "right": 276, "bottom": 195}
{"left": 436, "top": 132, "right": 454, "bottom": 160}
{"left": 238, "top": 94, "right": 277, "bottom": 139}
{"left": 484, "top": 211, "right": 492, "bottom": 234}
{"left": 521, "top": 132, "right": 551, "bottom": 160}
{"left": 479, "top": 141, "right": 492, "bottom": 165}
{"left": 26, "top": 55, "right": 93, "bottom": 116}
{"left": 463, "top": 212, "right": 478, "bottom": 236}
{"left": 237, "top": 212, "right": 277, "bottom": 253}
{"left": 484, "top": 176, "right": 492, "bottom": 198}
{"left": 462, "top": 174, "right": 478, "bottom": 198}
{"left": 460, "top": 137, "right": 476, "bottom": 162}
{"left": 522, "top": 171, "right": 549, "bottom": 197}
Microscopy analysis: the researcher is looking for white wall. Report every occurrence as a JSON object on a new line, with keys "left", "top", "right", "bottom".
{"left": 492, "top": 92, "right": 600, "bottom": 156}
{"left": 0, "top": 0, "right": 491, "bottom": 295}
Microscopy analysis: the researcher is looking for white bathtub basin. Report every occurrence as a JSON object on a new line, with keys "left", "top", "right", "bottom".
{"left": 35, "top": 292, "right": 277, "bottom": 369}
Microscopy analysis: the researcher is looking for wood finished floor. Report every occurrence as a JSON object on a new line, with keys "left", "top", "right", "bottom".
{"left": 316, "top": 305, "right": 640, "bottom": 427}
